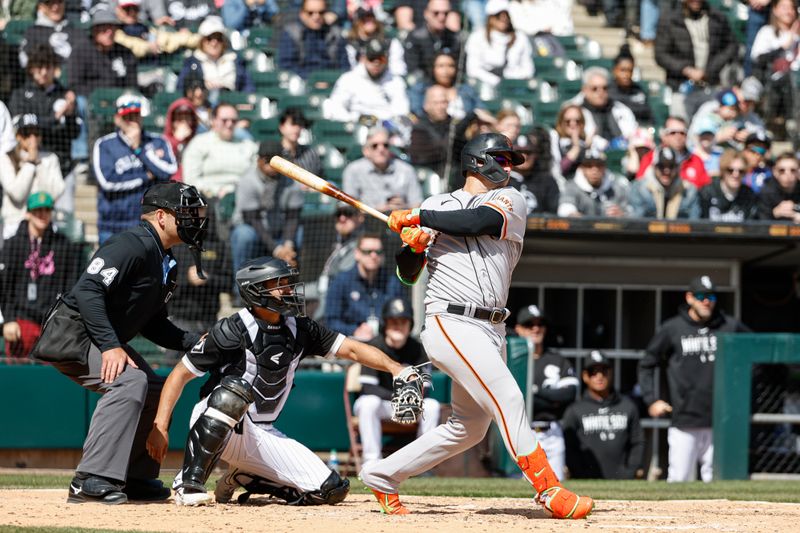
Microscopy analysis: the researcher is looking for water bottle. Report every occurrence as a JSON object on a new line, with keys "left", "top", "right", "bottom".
{"left": 328, "top": 449, "right": 340, "bottom": 474}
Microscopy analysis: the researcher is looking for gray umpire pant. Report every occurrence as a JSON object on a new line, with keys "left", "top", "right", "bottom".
{"left": 53, "top": 344, "right": 165, "bottom": 483}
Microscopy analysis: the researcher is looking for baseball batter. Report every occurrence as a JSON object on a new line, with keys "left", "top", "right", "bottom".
{"left": 360, "top": 133, "right": 594, "bottom": 519}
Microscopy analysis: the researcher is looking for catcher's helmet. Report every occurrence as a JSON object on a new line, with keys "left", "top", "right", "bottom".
{"left": 461, "top": 132, "right": 525, "bottom": 184}
{"left": 142, "top": 181, "right": 208, "bottom": 250}
{"left": 381, "top": 298, "right": 413, "bottom": 333}
{"left": 236, "top": 256, "right": 305, "bottom": 316}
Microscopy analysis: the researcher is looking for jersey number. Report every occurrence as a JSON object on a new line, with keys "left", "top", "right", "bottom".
{"left": 100, "top": 268, "right": 118, "bottom": 286}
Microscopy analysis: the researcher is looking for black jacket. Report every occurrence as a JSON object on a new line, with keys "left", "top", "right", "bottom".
{"left": 404, "top": 25, "right": 462, "bottom": 80}
{"left": 654, "top": 5, "right": 737, "bottom": 90}
{"left": 531, "top": 349, "right": 579, "bottom": 422}
{"left": 638, "top": 305, "right": 750, "bottom": 428}
{"left": 0, "top": 221, "right": 82, "bottom": 324}
{"left": 756, "top": 177, "right": 800, "bottom": 220}
{"left": 9, "top": 79, "right": 80, "bottom": 174}
{"left": 699, "top": 179, "right": 759, "bottom": 222}
{"left": 561, "top": 390, "right": 645, "bottom": 479}
{"left": 20, "top": 19, "right": 82, "bottom": 65}
{"left": 609, "top": 81, "right": 653, "bottom": 125}
{"left": 169, "top": 233, "right": 231, "bottom": 326}
{"left": 511, "top": 169, "right": 561, "bottom": 215}
{"left": 360, "top": 335, "right": 430, "bottom": 400}
{"left": 409, "top": 113, "right": 452, "bottom": 178}
{"left": 67, "top": 35, "right": 138, "bottom": 97}
{"left": 60, "top": 221, "right": 200, "bottom": 353}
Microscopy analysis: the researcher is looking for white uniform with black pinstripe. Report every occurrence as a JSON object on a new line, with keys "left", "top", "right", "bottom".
{"left": 361, "top": 186, "right": 541, "bottom": 492}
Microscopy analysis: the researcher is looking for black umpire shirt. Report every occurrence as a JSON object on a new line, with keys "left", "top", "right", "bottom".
{"left": 62, "top": 221, "right": 199, "bottom": 352}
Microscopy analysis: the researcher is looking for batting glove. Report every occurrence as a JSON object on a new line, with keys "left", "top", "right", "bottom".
{"left": 387, "top": 208, "right": 420, "bottom": 233}
{"left": 400, "top": 227, "right": 430, "bottom": 253}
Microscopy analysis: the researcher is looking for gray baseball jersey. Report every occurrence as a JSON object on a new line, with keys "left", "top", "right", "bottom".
{"left": 421, "top": 186, "right": 527, "bottom": 310}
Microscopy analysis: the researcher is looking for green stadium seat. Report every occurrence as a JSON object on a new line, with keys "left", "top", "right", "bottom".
{"left": 306, "top": 69, "right": 343, "bottom": 96}
{"left": 316, "top": 142, "right": 347, "bottom": 169}
{"left": 247, "top": 26, "right": 274, "bottom": 49}
{"left": 482, "top": 98, "right": 534, "bottom": 126}
{"left": 151, "top": 91, "right": 181, "bottom": 114}
{"left": 580, "top": 58, "right": 614, "bottom": 71}
{"left": 311, "top": 120, "right": 358, "bottom": 152}
{"left": 250, "top": 118, "right": 281, "bottom": 141}
{"left": 89, "top": 88, "right": 129, "bottom": 118}
{"left": 2, "top": 19, "right": 33, "bottom": 46}
{"left": 53, "top": 210, "right": 84, "bottom": 243}
{"left": 604, "top": 149, "right": 627, "bottom": 175}
{"left": 217, "top": 91, "right": 269, "bottom": 121}
{"left": 416, "top": 166, "right": 445, "bottom": 198}
{"left": 302, "top": 191, "right": 337, "bottom": 217}
{"left": 533, "top": 100, "right": 562, "bottom": 127}
{"left": 496, "top": 78, "right": 541, "bottom": 101}
{"left": 240, "top": 47, "right": 273, "bottom": 73}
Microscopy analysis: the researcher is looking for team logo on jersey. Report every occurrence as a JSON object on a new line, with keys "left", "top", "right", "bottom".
{"left": 270, "top": 352, "right": 283, "bottom": 365}
{"left": 495, "top": 194, "right": 514, "bottom": 212}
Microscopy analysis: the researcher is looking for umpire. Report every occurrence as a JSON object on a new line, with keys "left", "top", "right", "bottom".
{"left": 31, "top": 182, "right": 209, "bottom": 504}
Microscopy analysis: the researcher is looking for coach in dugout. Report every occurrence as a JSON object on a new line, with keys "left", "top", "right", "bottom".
{"left": 638, "top": 275, "right": 750, "bottom": 482}
{"left": 30, "top": 182, "right": 208, "bottom": 504}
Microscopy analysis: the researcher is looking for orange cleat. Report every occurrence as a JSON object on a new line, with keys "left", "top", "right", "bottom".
{"left": 371, "top": 489, "right": 411, "bottom": 515}
{"left": 517, "top": 446, "right": 594, "bottom": 519}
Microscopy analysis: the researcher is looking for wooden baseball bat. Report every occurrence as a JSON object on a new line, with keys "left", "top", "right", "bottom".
{"left": 269, "top": 156, "right": 389, "bottom": 223}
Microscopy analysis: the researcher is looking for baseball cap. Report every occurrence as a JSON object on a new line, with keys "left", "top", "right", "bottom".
{"left": 485, "top": 0, "right": 511, "bottom": 16}
{"left": 689, "top": 275, "right": 716, "bottom": 294}
{"left": 580, "top": 147, "right": 607, "bottom": 164}
{"left": 517, "top": 304, "right": 546, "bottom": 326}
{"left": 653, "top": 146, "right": 678, "bottom": 168}
{"left": 583, "top": 350, "right": 611, "bottom": 371}
{"left": 717, "top": 89, "right": 738, "bottom": 107}
{"left": 27, "top": 191, "right": 54, "bottom": 210}
{"left": 91, "top": 6, "right": 121, "bottom": 26}
{"left": 13, "top": 113, "right": 39, "bottom": 131}
{"left": 694, "top": 115, "right": 719, "bottom": 136}
{"left": 258, "top": 140, "right": 283, "bottom": 159}
{"left": 118, "top": 0, "right": 141, "bottom": 7}
{"left": 354, "top": 6, "right": 375, "bottom": 20}
{"left": 198, "top": 16, "right": 226, "bottom": 38}
{"left": 740, "top": 77, "right": 763, "bottom": 102}
{"left": 630, "top": 127, "right": 655, "bottom": 149}
{"left": 364, "top": 38, "right": 388, "bottom": 61}
{"left": 334, "top": 202, "right": 358, "bottom": 218}
{"left": 142, "top": 181, "right": 185, "bottom": 213}
{"left": 116, "top": 93, "right": 143, "bottom": 116}
{"left": 745, "top": 129, "right": 771, "bottom": 148}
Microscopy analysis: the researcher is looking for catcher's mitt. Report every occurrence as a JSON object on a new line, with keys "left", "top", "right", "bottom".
{"left": 391, "top": 365, "right": 433, "bottom": 425}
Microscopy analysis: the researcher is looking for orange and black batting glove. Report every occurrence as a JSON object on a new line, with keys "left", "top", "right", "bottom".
{"left": 387, "top": 208, "right": 420, "bottom": 233}
{"left": 400, "top": 227, "right": 430, "bottom": 254}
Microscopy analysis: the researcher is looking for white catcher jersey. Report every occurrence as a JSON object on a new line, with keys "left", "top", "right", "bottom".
{"left": 421, "top": 186, "right": 526, "bottom": 310}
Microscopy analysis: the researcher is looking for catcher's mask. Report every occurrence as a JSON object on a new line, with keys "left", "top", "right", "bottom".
{"left": 236, "top": 256, "right": 306, "bottom": 317}
{"left": 461, "top": 132, "right": 525, "bottom": 185}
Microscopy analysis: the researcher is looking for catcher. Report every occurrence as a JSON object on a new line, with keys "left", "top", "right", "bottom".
{"left": 145, "top": 256, "right": 427, "bottom": 506}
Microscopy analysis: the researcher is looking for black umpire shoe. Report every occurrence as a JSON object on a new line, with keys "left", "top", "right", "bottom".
{"left": 123, "top": 478, "right": 171, "bottom": 501}
{"left": 67, "top": 474, "right": 127, "bottom": 504}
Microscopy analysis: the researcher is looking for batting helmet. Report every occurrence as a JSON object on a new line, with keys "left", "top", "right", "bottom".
{"left": 380, "top": 298, "right": 414, "bottom": 333}
{"left": 461, "top": 132, "right": 525, "bottom": 184}
{"left": 236, "top": 257, "right": 305, "bottom": 316}
{"left": 142, "top": 181, "right": 208, "bottom": 250}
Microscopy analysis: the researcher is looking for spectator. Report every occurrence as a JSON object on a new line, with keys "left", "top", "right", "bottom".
{"left": 1, "top": 114, "right": 64, "bottom": 239}
{"left": 508, "top": 0, "right": 575, "bottom": 37}
{"left": 315, "top": 203, "right": 365, "bottom": 320}
{"left": 0, "top": 192, "right": 82, "bottom": 359}
{"left": 495, "top": 109, "right": 522, "bottom": 145}
{"left": 278, "top": 107, "right": 321, "bottom": 176}
{"left": 558, "top": 148, "right": 630, "bottom": 218}
{"left": 19, "top": 0, "right": 82, "bottom": 67}
{"left": 745, "top": 0, "right": 772, "bottom": 76}
{"left": 570, "top": 67, "right": 638, "bottom": 150}
{"left": 688, "top": 90, "right": 749, "bottom": 151}
{"left": 513, "top": 304, "right": 578, "bottom": 480}
{"left": 345, "top": 7, "right": 407, "bottom": 77}
{"left": 164, "top": 0, "right": 218, "bottom": 29}
{"left": 0, "top": 100, "right": 15, "bottom": 154}
{"left": 636, "top": 116, "right": 710, "bottom": 190}
{"left": 629, "top": 146, "right": 701, "bottom": 219}
{"left": 408, "top": 51, "right": 481, "bottom": 121}
{"left": 623, "top": 127, "right": 655, "bottom": 180}
{"left": 408, "top": 85, "right": 452, "bottom": 178}
{"left": 110, "top": 0, "right": 174, "bottom": 27}
{"left": 9, "top": 44, "right": 79, "bottom": 179}
{"left": 736, "top": 77, "right": 767, "bottom": 132}
{"left": 323, "top": 38, "right": 410, "bottom": 122}
{"left": 690, "top": 116, "right": 724, "bottom": 178}
{"left": 277, "top": 0, "right": 349, "bottom": 80}
{"left": 355, "top": 298, "right": 441, "bottom": 468}
{"left": 176, "top": 16, "right": 254, "bottom": 95}
{"left": 230, "top": 140, "right": 300, "bottom": 287}
{"left": 742, "top": 129, "right": 773, "bottom": 193}
{"left": 395, "top": 0, "right": 462, "bottom": 32}
{"left": 509, "top": 128, "right": 561, "bottom": 215}
{"left": 67, "top": 6, "right": 137, "bottom": 98}
{"left": 221, "top": 0, "right": 279, "bottom": 32}
{"left": 181, "top": 102, "right": 258, "bottom": 198}
{"left": 561, "top": 350, "right": 645, "bottom": 479}
{"left": 654, "top": 0, "right": 737, "bottom": 117}
{"left": 699, "top": 149, "right": 758, "bottom": 222}
{"left": 552, "top": 103, "right": 602, "bottom": 180}
{"left": 0, "top": 0, "right": 37, "bottom": 23}
{"left": 162, "top": 98, "right": 198, "bottom": 181}
{"left": 325, "top": 233, "right": 405, "bottom": 341}
{"left": 343, "top": 126, "right": 422, "bottom": 213}
{"left": 639, "top": 275, "right": 750, "bottom": 482}
{"left": 403, "top": 0, "right": 462, "bottom": 80}
{"left": 750, "top": 0, "right": 800, "bottom": 132}
{"left": 113, "top": 1, "right": 201, "bottom": 60}
{"left": 690, "top": 80, "right": 766, "bottom": 139}
{"left": 183, "top": 77, "right": 213, "bottom": 131}
{"left": 609, "top": 44, "right": 653, "bottom": 125}
{"left": 93, "top": 95, "right": 176, "bottom": 243}
{"left": 464, "top": 0, "right": 534, "bottom": 88}
{"left": 757, "top": 152, "right": 800, "bottom": 222}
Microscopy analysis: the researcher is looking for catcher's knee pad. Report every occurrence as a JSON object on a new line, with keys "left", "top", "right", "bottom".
{"left": 180, "top": 377, "right": 254, "bottom": 492}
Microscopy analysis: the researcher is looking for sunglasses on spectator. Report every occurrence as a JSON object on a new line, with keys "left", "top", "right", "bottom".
{"left": 775, "top": 166, "right": 799, "bottom": 174}
{"left": 429, "top": 10, "right": 450, "bottom": 17}
{"left": 359, "top": 248, "right": 384, "bottom": 255}
{"left": 218, "top": 117, "right": 237, "bottom": 124}
{"left": 748, "top": 145, "right": 767, "bottom": 156}
{"left": 656, "top": 164, "right": 676, "bottom": 173}
{"left": 304, "top": 9, "right": 325, "bottom": 15}
{"left": 725, "top": 166, "right": 745, "bottom": 175}
{"left": 663, "top": 128, "right": 687, "bottom": 136}
{"left": 122, "top": 5, "right": 140, "bottom": 11}
{"left": 369, "top": 142, "right": 389, "bottom": 149}
{"left": 693, "top": 292, "right": 717, "bottom": 302}
{"left": 205, "top": 33, "right": 225, "bottom": 42}
{"left": 588, "top": 85, "right": 608, "bottom": 92}
{"left": 519, "top": 320, "right": 544, "bottom": 329}
{"left": 586, "top": 366, "right": 610, "bottom": 376}
{"left": 564, "top": 117, "right": 583, "bottom": 125}
{"left": 335, "top": 210, "right": 356, "bottom": 218}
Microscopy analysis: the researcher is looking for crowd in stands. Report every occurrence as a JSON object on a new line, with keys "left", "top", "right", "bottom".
{"left": 1, "top": 0, "right": 800, "bottom": 479}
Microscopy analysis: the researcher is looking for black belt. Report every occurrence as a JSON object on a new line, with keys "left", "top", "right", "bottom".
{"left": 446, "top": 303, "right": 510, "bottom": 324}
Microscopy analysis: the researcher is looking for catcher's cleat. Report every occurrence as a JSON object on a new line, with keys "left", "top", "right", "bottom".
{"left": 371, "top": 489, "right": 410, "bottom": 515}
{"left": 214, "top": 469, "right": 239, "bottom": 504}
{"left": 536, "top": 486, "right": 594, "bottom": 519}
{"left": 174, "top": 486, "right": 212, "bottom": 507}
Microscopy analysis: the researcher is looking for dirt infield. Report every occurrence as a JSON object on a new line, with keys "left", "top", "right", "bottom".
{"left": 2, "top": 490, "right": 798, "bottom": 532}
